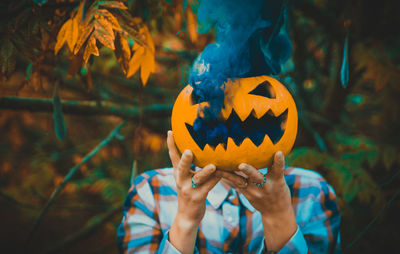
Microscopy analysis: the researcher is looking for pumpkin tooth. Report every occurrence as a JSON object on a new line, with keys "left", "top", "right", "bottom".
{"left": 234, "top": 105, "right": 253, "bottom": 122}
{"left": 252, "top": 106, "right": 268, "bottom": 119}
{"left": 269, "top": 105, "right": 287, "bottom": 117}
{"left": 215, "top": 143, "right": 226, "bottom": 153}
{"left": 203, "top": 144, "right": 215, "bottom": 153}
{"left": 226, "top": 137, "right": 238, "bottom": 152}
{"left": 241, "top": 137, "right": 259, "bottom": 150}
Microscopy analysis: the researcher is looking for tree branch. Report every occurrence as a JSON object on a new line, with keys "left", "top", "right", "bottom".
{"left": 0, "top": 96, "right": 172, "bottom": 119}
{"left": 25, "top": 121, "right": 127, "bottom": 247}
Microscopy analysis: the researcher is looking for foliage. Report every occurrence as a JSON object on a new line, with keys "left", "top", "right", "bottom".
{"left": 0, "top": 0, "right": 399, "bottom": 253}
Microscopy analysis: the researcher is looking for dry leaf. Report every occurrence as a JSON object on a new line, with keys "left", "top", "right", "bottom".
{"left": 122, "top": 23, "right": 156, "bottom": 83}
{"left": 76, "top": 0, "right": 85, "bottom": 22}
{"left": 74, "top": 25, "right": 94, "bottom": 54}
{"left": 141, "top": 25, "right": 156, "bottom": 85}
{"left": 127, "top": 45, "right": 145, "bottom": 78}
{"left": 67, "top": 15, "right": 79, "bottom": 52}
{"left": 132, "top": 40, "right": 141, "bottom": 51}
{"left": 143, "top": 25, "right": 155, "bottom": 53}
{"left": 354, "top": 43, "right": 400, "bottom": 91}
{"left": 83, "top": 34, "right": 99, "bottom": 64}
{"left": 93, "top": 21, "right": 115, "bottom": 50}
{"left": 54, "top": 19, "right": 71, "bottom": 55}
{"left": 96, "top": 9, "right": 122, "bottom": 31}
{"left": 140, "top": 51, "right": 155, "bottom": 85}
{"left": 81, "top": 8, "right": 97, "bottom": 28}
{"left": 95, "top": 15, "right": 115, "bottom": 40}
{"left": 98, "top": 1, "right": 128, "bottom": 10}
{"left": 114, "top": 33, "right": 131, "bottom": 74}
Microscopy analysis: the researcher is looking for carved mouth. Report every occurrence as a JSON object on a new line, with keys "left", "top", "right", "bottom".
{"left": 185, "top": 108, "right": 288, "bottom": 150}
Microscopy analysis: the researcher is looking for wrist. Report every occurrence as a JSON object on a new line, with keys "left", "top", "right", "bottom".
{"left": 176, "top": 202, "right": 206, "bottom": 226}
{"left": 261, "top": 204, "right": 295, "bottom": 221}
{"left": 174, "top": 213, "right": 200, "bottom": 232}
{"left": 169, "top": 215, "right": 199, "bottom": 254}
{"left": 261, "top": 207, "right": 297, "bottom": 251}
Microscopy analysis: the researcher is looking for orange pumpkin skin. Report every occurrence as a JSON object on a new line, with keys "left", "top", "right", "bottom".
{"left": 171, "top": 76, "right": 298, "bottom": 171}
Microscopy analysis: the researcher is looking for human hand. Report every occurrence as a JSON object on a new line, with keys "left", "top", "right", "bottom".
{"left": 167, "top": 130, "right": 248, "bottom": 254}
{"left": 167, "top": 131, "right": 221, "bottom": 225}
{"left": 236, "top": 151, "right": 297, "bottom": 251}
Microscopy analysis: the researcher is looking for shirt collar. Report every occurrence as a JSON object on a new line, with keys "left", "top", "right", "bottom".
{"left": 206, "top": 181, "right": 256, "bottom": 212}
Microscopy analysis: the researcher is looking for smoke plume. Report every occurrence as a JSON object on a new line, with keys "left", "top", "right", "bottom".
{"left": 188, "top": 0, "right": 292, "bottom": 147}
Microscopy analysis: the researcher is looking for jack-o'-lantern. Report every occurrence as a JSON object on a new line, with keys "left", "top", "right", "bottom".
{"left": 171, "top": 76, "right": 297, "bottom": 171}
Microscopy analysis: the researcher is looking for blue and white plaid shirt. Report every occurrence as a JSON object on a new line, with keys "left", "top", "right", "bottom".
{"left": 117, "top": 167, "right": 341, "bottom": 253}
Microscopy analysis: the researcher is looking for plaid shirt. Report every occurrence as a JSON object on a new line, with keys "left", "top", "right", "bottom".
{"left": 117, "top": 167, "right": 341, "bottom": 254}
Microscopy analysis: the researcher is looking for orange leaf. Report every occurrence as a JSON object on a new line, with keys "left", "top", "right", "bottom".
{"left": 67, "top": 16, "right": 79, "bottom": 52}
{"left": 83, "top": 34, "right": 99, "bottom": 64}
{"left": 95, "top": 15, "right": 115, "bottom": 40}
{"left": 127, "top": 45, "right": 145, "bottom": 78}
{"left": 98, "top": 1, "right": 128, "bottom": 10}
{"left": 54, "top": 19, "right": 71, "bottom": 55}
{"left": 65, "top": 1, "right": 84, "bottom": 52}
{"left": 93, "top": 20, "right": 115, "bottom": 50}
{"left": 74, "top": 24, "right": 94, "bottom": 54}
{"left": 76, "top": 0, "right": 84, "bottom": 22}
{"left": 132, "top": 41, "right": 141, "bottom": 51}
{"left": 143, "top": 25, "right": 155, "bottom": 53}
{"left": 115, "top": 33, "right": 131, "bottom": 74}
{"left": 96, "top": 9, "right": 122, "bottom": 31}
{"left": 186, "top": 7, "right": 198, "bottom": 43}
{"left": 82, "top": 8, "right": 97, "bottom": 28}
{"left": 140, "top": 51, "right": 155, "bottom": 86}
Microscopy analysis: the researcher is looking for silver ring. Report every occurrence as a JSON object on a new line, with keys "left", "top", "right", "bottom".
{"left": 191, "top": 175, "right": 199, "bottom": 188}
{"left": 253, "top": 174, "right": 267, "bottom": 187}
{"left": 240, "top": 180, "right": 248, "bottom": 189}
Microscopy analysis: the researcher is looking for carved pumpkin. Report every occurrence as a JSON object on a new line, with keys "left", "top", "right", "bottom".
{"left": 171, "top": 75, "right": 298, "bottom": 171}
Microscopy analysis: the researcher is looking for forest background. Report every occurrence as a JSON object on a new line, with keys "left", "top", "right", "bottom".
{"left": 0, "top": 0, "right": 399, "bottom": 253}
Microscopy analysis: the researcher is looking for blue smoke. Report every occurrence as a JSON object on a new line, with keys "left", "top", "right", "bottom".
{"left": 188, "top": 0, "right": 292, "bottom": 147}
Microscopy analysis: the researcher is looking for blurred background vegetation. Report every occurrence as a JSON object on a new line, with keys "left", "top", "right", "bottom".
{"left": 0, "top": 0, "right": 399, "bottom": 253}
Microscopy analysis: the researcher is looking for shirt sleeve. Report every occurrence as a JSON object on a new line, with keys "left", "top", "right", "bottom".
{"left": 117, "top": 177, "right": 182, "bottom": 254}
{"left": 259, "top": 180, "right": 341, "bottom": 254}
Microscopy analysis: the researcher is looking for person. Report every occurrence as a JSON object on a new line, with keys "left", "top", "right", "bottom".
{"left": 117, "top": 131, "right": 341, "bottom": 254}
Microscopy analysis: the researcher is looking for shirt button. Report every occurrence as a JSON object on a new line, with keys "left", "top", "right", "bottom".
{"left": 227, "top": 216, "right": 233, "bottom": 222}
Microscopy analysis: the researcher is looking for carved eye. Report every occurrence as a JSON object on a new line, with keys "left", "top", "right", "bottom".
{"left": 249, "top": 81, "right": 276, "bottom": 98}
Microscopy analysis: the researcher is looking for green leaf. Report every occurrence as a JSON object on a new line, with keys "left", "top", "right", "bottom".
{"left": 25, "top": 62, "right": 33, "bottom": 81}
{"left": 286, "top": 147, "right": 326, "bottom": 170}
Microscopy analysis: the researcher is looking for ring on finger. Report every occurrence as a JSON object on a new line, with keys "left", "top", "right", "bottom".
{"left": 252, "top": 174, "right": 267, "bottom": 187}
{"left": 191, "top": 175, "right": 199, "bottom": 188}
{"left": 240, "top": 179, "right": 248, "bottom": 189}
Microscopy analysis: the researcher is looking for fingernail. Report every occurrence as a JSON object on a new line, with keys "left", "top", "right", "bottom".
{"left": 239, "top": 163, "right": 247, "bottom": 171}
